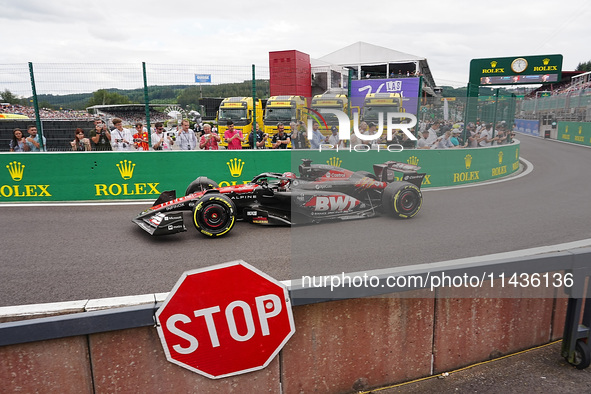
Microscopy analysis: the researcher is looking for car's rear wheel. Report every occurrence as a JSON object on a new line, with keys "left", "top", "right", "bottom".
{"left": 192, "top": 194, "right": 236, "bottom": 237}
{"left": 185, "top": 177, "right": 219, "bottom": 196}
{"left": 381, "top": 181, "right": 422, "bottom": 218}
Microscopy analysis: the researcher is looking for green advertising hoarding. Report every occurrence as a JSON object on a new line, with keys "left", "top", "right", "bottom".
{"left": 1, "top": 151, "right": 291, "bottom": 202}
{"left": 291, "top": 143, "right": 520, "bottom": 187}
{"left": 0, "top": 143, "right": 520, "bottom": 202}
{"left": 557, "top": 122, "right": 591, "bottom": 147}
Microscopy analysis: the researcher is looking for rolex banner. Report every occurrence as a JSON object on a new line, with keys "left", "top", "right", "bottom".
{"left": 557, "top": 122, "right": 591, "bottom": 147}
{"left": 290, "top": 143, "right": 520, "bottom": 187}
{"left": 1, "top": 144, "right": 520, "bottom": 202}
{"left": 0, "top": 151, "right": 290, "bottom": 202}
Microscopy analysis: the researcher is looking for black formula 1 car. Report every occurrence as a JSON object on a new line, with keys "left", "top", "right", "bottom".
{"left": 133, "top": 159, "right": 426, "bottom": 238}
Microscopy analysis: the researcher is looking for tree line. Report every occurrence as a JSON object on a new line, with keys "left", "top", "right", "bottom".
{"left": 576, "top": 60, "right": 591, "bottom": 72}
{"left": 0, "top": 80, "right": 270, "bottom": 111}
{"left": 3, "top": 59, "right": 590, "bottom": 112}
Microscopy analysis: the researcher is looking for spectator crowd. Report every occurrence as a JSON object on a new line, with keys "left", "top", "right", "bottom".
{"left": 526, "top": 77, "right": 591, "bottom": 98}
{"left": 415, "top": 120, "right": 515, "bottom": 149}
{"left": 0, "top": 104, "right": 170, "bottom": 124}
{"left": 1, "top": 104, "right": 93, "bottom": 120}
{"left": 5, "top": 113, "right": 516, "bottom": 153}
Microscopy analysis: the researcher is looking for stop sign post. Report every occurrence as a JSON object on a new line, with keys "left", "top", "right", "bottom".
{"left": 156, "top": 260, "right": 295, "bottom": 379}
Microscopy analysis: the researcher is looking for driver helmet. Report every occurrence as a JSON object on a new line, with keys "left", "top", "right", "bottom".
{"left": 279, "top": 172, "right": 296, "bottom": 188}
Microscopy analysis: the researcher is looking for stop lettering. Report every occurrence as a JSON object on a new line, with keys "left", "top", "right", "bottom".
{"left": 155, "top": 261, "right": 295, "bottom": 379}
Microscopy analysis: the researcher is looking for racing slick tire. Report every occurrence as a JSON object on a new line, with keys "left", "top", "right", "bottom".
{"left": 381, "top": 181, "right": 422, "bottom": 219}
{"left": 185, "top": 176, "right": 219, "bottom": 196}
{"left": 192, "top": 193, "right": 236, "bottom": 237}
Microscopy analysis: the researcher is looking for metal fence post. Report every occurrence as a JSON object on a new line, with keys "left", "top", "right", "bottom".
{"left": 252, "top": 64, "right": 256, "bottom": 150}
{"left": 28, "top": 62, "right": 45, "bottom": 151}
{"left": 142, "top": 62, "right": 151, "bottom": 146}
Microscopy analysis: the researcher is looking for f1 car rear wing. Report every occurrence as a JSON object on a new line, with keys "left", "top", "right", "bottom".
{"left": 373, "top": 161, "right": 426, "bottom": 188}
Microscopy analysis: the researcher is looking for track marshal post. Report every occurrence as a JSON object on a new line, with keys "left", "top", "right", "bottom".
{"left": 155, "top": 260, "right": 295, "bottom": 379}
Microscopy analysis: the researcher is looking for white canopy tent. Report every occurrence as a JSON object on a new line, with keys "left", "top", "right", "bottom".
{"left": 313, "top": 42, "right": 438, "bottom": 96}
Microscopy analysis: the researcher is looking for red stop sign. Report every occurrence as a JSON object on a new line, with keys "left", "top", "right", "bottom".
{"left": 156, "top": 261, "right": 295, "bottom": 379}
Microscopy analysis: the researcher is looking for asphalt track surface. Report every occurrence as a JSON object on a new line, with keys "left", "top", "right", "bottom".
{"left": 1, "top": 134, "right": 590, "bottom": 307}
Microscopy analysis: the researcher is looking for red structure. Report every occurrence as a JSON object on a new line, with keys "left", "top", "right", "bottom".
{"left": 269, "top": 50, "right": 311, "bottom": 97}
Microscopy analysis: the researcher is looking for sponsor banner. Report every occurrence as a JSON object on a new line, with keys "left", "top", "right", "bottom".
{"left": 557, "top": 122, "right": 591, "bottom": 147}
{"left": 0, "top": 143, "right": 520, "bottom": 202}
{"left": 514, "top": 119, "right": 540, "bottom": 137}
{"left": 0, "top": 151, "right": 290, "bottom": 202}
{"left": 351, "top": 78, "right": 420, "bottom": 114}
{"left": 194, "top": 74, "right": 211, "bottom": 83}
{"left": 290, "top": 142, "right": 520, "bottom": 188}
{"left": 469, "top": 55, "right": 563, "bottom": 85}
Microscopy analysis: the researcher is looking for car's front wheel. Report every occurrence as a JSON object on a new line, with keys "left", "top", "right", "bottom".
{"left": 192, "top": 193, "right": 236, "bottom": 237}
{"left": 381, "top": 181, "right": 422, "bottom": 219}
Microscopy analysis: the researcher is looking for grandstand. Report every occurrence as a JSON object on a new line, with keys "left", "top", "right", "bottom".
{"left": 519, "top": 71, "right": 591, "bottom": 122}
{"left": 572, "top": 70, "right": 591, "bottom": 90}
{"left": 525, "top": 71, "right": 586, "bottom": 98}
{"left": 86, "top": 104, "right": 172, "bottom": 126}
{"left": 87, "top": 99, "right": 223, "bottom": 123}
{"left": 0, "top": 103, "right": 92, "bottom": 120}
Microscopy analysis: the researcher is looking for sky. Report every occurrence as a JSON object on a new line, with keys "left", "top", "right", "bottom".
{"left": 1, "top": 0, "right": 589, "bottom": 95}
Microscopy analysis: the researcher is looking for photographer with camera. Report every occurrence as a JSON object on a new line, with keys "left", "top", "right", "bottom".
{"left": 465, "top": 123, "right": 479, "bottom": 148}
{"left": 133, "top": 122, "right": 149, "bottom": 151}
{"left": 271, "top": 123, "right": 290, "bottom": 149}
{"left": 477, "top": 123, "right": 498, "bottom": 147}
{"left": 89, "top": 118, "right": 112, "bottom": 151}
{"left": 248, "top": 123, "right": 267, "bottom": 149}
{"left": 507, "top": 125, "right": 516, "bottom": 144}
{"left": 224, "top": 120, "right": 245, "bottom": 150}
{"left": 291, "top": 121, "right": 309, "bottom": 149}
{"left": 199, "top": 124, "right": 220, "bottom": 150}
{"left": 70, "top": 128, "right": 91, "bottom": 151}
{"left": 151, "top": 122, "right": 174, "bottom": 150}
{"left": 111, "top": 118, "right": 134, "bottom": 151}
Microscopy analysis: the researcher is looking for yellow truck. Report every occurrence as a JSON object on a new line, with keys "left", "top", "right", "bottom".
{"left": 310, "top": 93, "right": 348, "bottom": 140}
{"left": 263, "top": 95, "right": 308, "bottom": 145}
{"left": 217, "top": 97, "right": 263, "bottom": 148}
{"left": 360, "top": 93, "right": 404, "bottom": 125}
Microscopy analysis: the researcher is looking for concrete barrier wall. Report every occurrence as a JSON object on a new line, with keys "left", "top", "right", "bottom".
{"left": 0, "top": 291, "right": 568, "bottom": 393}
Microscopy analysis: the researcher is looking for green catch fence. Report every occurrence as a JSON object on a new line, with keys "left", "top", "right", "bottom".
{"left": 1, "top": 63, "right": 520, "bottom": 152}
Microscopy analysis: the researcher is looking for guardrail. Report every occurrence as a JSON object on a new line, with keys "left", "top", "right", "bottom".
{"left": 1, "top": 242, "right": 589, "bottom": 392}
{"left": 2, "top": 243, "right": 590, "bottom": 346}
